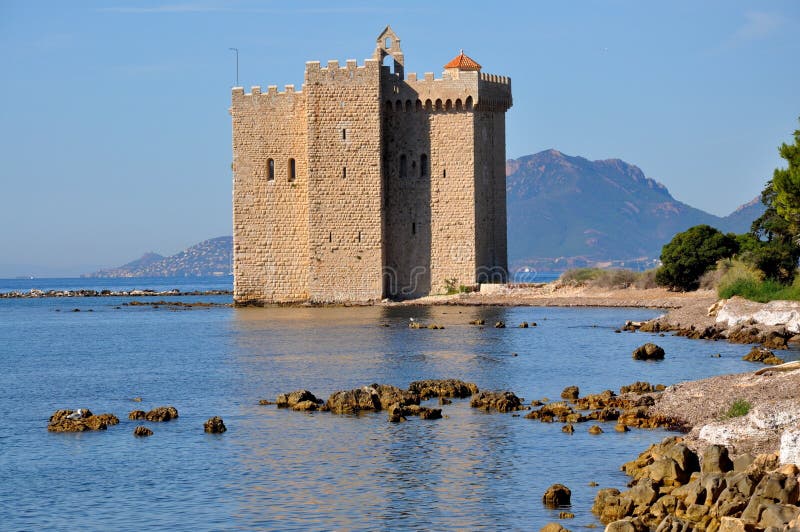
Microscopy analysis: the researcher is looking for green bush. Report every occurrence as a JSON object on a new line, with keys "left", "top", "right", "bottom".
{"left": 656, "top": 225, "right": 739, "bottom": 291}
{"left": 723, "top": 399, "right": 752, "bottom": 419}
{"left": 559, "top": 268, "right": 658, "bottom": 289}
{"left": 718, "top": 277, "right": 800, "bottom": 302}
{"left": 559, "top": 268, "right": 605, "bottom": 284}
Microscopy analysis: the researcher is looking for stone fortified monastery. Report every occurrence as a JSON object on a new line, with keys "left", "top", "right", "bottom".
{"left": 231, "top": 27, "right": 512, "bottom": 304}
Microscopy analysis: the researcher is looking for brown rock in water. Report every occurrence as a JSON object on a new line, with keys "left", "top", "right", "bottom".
{"left": 562, "top": 423, "right": 574, "bottom": 434}
{"left": 543, "top": 483, "right": 571, "bottom": 507}
{"left": 519, "top": 321, "right": 529, "bottom": 328}
{"left": 632, "top": 343, "right": 665, "bottom": 360}
{"left": 418, "top": 407, "right": 442, "bottom": 420}
{"left": 560, "top": 386, "right": 579, "bottom": 401}
{"left": 326, "top": 388, "right": 380, "bottom": 414}
{"left": 133, "top": 426, "right": 153, "bottom": 437}
{"left": 742, "top": 346, "right": 785, "bottom": 365}
{"left": 469, "top": 319, "right": 485, "bottom": 325}
{"left": 494, "top": 321, "right": 505, "bottom": 328}
{"left": 619, "top": 381, "right": 655, "bottom": 394}
{"left": 368, "top": 383, "right": 419, "bottom": 409}
{"left": 128, "top": 410, "right": 146, "bottom": 420}
{"left": 588, "top": 425, "right": 604, "bottom": 435}
{"left": 203, "top": 416, "right": 227, "bottom": 433}
{"left": 526, "top": 402, "right": 579, "bottom": 423}
{"left": 258, "top": 399, "right": 274, "bottom": 405}
{"left": 558, "top": 511, "right": 574, "bottom": 519}
{"left": 276, "top": 390, "right": 322, "bottom": 408}
{"left": 407, "top": 379, "right": 478, "bottom": 400}
{"left": 47, "top": 408, "right": 119, "bottom": 432}
{"left": 615, "top": 424, "right": 630, "bottom": 433}
{"left": 387, "top": 403, "right": 407, "bottom": 423}
{"left": 539, "top": 524, "right": 570, "bottom": 532}
{"left": 145, "top": 406, "right": 179, "bottom": 422}
{"left": 470, "top": 390, "right": 524, "bottom": 412}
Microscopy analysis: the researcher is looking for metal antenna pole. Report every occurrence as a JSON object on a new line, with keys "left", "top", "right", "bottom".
{"left": 229, "top": 47, "right": 239, "bottom": 86}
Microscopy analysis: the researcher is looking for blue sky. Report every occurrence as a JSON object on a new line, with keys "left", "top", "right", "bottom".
{"left": 1, "top": 1, "right": 798, "bottom": 276}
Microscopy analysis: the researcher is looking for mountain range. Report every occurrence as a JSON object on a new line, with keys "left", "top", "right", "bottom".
{"left": 84, "top": 149, "right": 765, "bottom": 277}
{"left": 506, "top": 150, "right": 764, "bottom": 270}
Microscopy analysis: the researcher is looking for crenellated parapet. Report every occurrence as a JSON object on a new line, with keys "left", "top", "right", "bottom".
{"left": 380, "top": 68, "right": 512, "bottom": 113}
{"left": 305, "top": 59, "right": 381, "bottom": 85}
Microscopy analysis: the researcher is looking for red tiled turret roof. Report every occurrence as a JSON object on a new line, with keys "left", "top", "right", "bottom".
{"left": 444, "top": 50, "right": 481, "bottom": 71}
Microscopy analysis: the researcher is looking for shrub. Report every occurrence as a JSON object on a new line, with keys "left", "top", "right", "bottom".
{"left": 723, "top": 399, "right": 752, "bottom": 419}
{"left": 656, "top": 225, "right": 739, "bottom": 291}
{"left": 559, "top": 268, "right": 659, "bottom": 289}
{"left": 718, "top": 277, "right": 800, "bottom": 302}
{"left": 559, "top": 268, "right": 605, "bottom": 284}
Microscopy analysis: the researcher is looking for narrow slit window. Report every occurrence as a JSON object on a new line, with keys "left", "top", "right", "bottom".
{"left": 342, "top": 167, "right": 347, "bottom": 179}
{"left": 288, "top": 158, "right": 296, "bottom": 182}
{"left": 412, "top": 222, "right": 416, "bottom": 235}
{"left": 443, "top": 169, "right": 446, "bottom": 178}
{"left": 267, "top": 158, "right": 275, "bottom": 181}
{"left": 329, "top": 232, "right": 332, "bottom": 243}
{"left": 399, "top": 154, "right": 407, "bottom": 178}
{"left": 420, "top": 154, "right": 428, "bottom": 177}
{"left": 342, "top": 129, "right": 346, "bottom": 140}
{"left": 357, "top": 231, "right": 361, "bottom": 242}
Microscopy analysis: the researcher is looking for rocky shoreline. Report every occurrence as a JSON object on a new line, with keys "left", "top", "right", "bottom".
{"left": 0, "top": 288, "right": 232, "bottom": 299}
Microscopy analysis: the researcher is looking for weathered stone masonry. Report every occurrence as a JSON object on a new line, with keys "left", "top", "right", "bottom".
{"left": 231, "top": 26, "right": 512, "bottom": 304}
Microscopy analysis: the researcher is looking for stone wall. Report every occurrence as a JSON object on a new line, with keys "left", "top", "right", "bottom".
{"left": 231, "top": 86, "right": 309, "bottom": 303}
{"left": 305, "top": 60, "right": 384, "bottom": 303}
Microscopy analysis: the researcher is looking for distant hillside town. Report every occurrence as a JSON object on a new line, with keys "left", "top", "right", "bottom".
{"left": 83, "top": 236, "right": 232, "bottom": 278}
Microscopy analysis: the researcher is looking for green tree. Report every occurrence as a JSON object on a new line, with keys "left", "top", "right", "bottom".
{"left": 746, "top": 120, "right": 800, "bottom": 282}
{"left": 656, "top": 225, "right": 739, "bottom": 290}
{"left": 771, "top": 120, "right": 800, "bottom": 237}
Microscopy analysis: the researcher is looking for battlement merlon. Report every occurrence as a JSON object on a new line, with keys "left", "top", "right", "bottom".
{"left": 231, "top": 84, "right": 305, "bottom": 99}
{"left": 304, "top": 59, "right": 381, "bottom": 84}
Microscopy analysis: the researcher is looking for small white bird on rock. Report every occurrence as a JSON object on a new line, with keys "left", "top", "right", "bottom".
{"left": 66, "top": 409, "right": 84, "bottom": 420}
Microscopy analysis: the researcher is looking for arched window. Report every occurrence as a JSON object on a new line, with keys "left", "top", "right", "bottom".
{"left": 415, "top": 99, "right": 422, "bottom": 112}
{"left": 399, "top": 154, "right": 407, "bottom": 178}
{"left": 455, "top": 99, "right": 462, "bottom": 111}
{"left": 465, "top": 96, "right": 473, "bottom": 110}
{"left": 435, "top": 99, "right": 442, "bottom": 111}
{"left": 420, "top": 154, "right": 428, "bottom": 177}
{"left": 445, "top": 99, "right": 452, "bottom": 111}
{"left": 405, "top": 100, "right": 412, "bottom": 112}
{"left": 267, "top": 158, "right": 274, "bottom": 181}
{"left": 425, "top": 99, "right": 432, "bottom": 111}
{"left": 385, "top": 100, "right": 393, "bottom": 112}
{"left": 288, "top": 158, "right": 296, "bottom": 182}
{"left": 395, "top": 100, "right": 402, "bottom": 112}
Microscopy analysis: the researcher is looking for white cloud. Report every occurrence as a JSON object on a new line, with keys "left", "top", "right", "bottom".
{"left": 733, "top": 11, "right": 785, "bottom": 42}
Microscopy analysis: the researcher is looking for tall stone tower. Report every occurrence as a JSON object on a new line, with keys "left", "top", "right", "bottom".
{"left": 231, "top": 26, "right": 512, "bottom": 304}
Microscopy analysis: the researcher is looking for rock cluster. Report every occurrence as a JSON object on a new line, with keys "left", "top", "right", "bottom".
{"left": 47, "top": 409, "right": 120, "bottom": 432}
{"left": 408, "top": 379, "right": 479, "bottom": 400}
{"left": 143, "top": 406, "right": 179, "bottom": 422}
{"left": 637, "top": 318, "right": 792, "bottom": 350}
{"left": 470, "top": 390, "right": 525, "bottom": 412}
{"left": 276, "top": 390, "right": 324, "bottom": 411}
{"left": 525, "top": 389, "right": 681, "bottom": 432}
{"left": 742, "top": 347, "right": 785, "bottom": 366}
{"left": 593, "top": 436, "right": 800, "bottom": 530}
{"left": 0, "top": 288, "right": 231, "bottom": 299}
{"left": 203, "top": 416, "right": 227, "bottom": 433}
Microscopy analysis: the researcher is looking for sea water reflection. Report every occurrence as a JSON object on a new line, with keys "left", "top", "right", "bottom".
{"left": 1, "top": 299, "right": 787, "bottom": 530}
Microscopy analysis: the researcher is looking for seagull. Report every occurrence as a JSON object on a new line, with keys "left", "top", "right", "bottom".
{"left": 66, "top": 409, "right": 84, "bottom": 420}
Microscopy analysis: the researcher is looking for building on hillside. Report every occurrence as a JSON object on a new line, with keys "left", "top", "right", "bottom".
{"left": 231, "top": 26, "right": 512, "bottom": 304}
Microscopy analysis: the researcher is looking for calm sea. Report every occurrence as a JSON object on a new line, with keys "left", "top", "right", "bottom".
{"left": 1, "top": 276, "right": 791, "bottom": 530}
